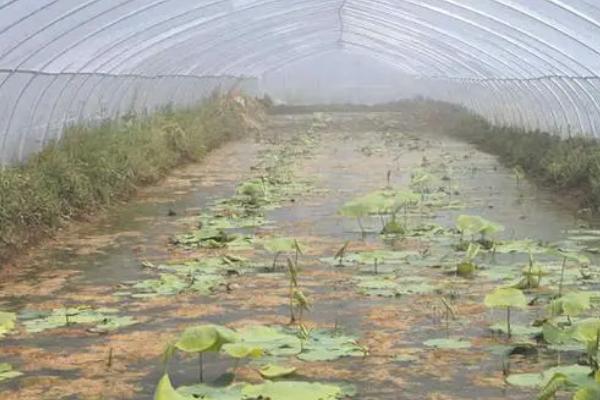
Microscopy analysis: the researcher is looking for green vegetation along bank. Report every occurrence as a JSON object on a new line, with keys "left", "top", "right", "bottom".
{"left": 274, "top": 100, "right": 600, "bottom": 213}
{"left": 412, "top": 100, "right": 600, "bottom": 211}
{"left": 0, "top": 95, "right": 265, "bottom": 263}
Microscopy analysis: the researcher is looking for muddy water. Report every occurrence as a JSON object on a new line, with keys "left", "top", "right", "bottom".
{"left": 0, "top": 112, "right": 594, "bottom": 399}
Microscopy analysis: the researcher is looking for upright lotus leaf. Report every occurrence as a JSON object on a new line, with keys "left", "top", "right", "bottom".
{"left": 456, "top": 215, "right": 503, "bottom": 238}
{"left": 241, "top": 381, "right": 345, "bottom": 400}
{"left": 259, "top": 364, "right": 297, "bottom": 379}
{"left": 485, "top": 287, "right": 527, "bottom": 309}
{"left": 221, "top": 343, "right": 264, "bottom": 359}
{"left": 485, "top": 287, "right": 527, "bottom": 338}
{"left": 175, "top": 325, "right": 237, "bottom": 353}
{"left": 262, "top": 238, "right": 298, "bottom": 254}
{"left": 572, "top": 318, "right": 600, "bottom": 344}
{"left": 390, "top": 190, "right": 420, "bottom": 208}
{"left": 154, "top": 374, "right": 190, "bottom": 400}
{"left": 0, "top": 311, "right": 16, "bottom": 338}
{"left": 548, "top": 292, "right": 591, "bottom": 318}
{"left": 575, "top": 386, "right": 600, "bottom": 400}
{"left": 537, "top": 373, "right": 569, "bottom": 400}
{"left": 543, "top": 322, "right": 577, "bottom": 346}
{"left": 339, "top": 199, "right": 371, "bottom": 219}
{"left": 573, "top": 372, "right": 600, "bottom": 400}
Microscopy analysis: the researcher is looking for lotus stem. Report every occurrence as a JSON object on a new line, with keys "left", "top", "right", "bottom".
{"left": 558, "top": 257, "right": 567, "bottom": 297}
{"left": 506, "top": 307, "right": 512, "bottom": 339}
{"left": 272, "top": 252, "right": 281, "bottom": 272}
{"left": 289, "top": 284, "right": 296, "bottom": 324}
{"left": 199, "top": 353, "right": 204, "bottom": 383}
{"left": 357, "top": 217, "right": 365, "bottom": 237}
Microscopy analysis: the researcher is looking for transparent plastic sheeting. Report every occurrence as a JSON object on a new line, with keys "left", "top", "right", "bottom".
{"left": 0, "top": 71, "right": 257, "bottom": 164}
{"left": 2, "top": 1, "right": 600, "bottom": 163}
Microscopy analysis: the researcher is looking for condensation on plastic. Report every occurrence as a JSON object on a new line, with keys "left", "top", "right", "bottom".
{"left": 2, "top": 0, "right": 600, "bottom": 163}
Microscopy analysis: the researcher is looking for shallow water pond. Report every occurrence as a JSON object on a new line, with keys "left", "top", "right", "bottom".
{"left": 1, "top": 111, "right": 598, "bottom": 399}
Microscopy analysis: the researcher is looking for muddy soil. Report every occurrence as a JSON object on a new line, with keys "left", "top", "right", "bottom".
{"left": 0, "top": 111, "right": 596, "bottom": 400}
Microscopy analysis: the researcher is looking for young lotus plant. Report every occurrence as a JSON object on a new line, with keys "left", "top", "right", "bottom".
{"left": 262, "top": 237, "right": 303, "bottom": 272}
{"left": 547, "top": 249, "right": 589, "bottom": 297}
{"left": 456, "top": 242, "right": 480, "bottom": 277}
{"left": 154, "top": 373, "right": 188, "bottom": 400}
{"left": 221, "top": 342, "right": 264, "bottom": 378}
{"left": 484, "top": 287, "right": 527, "bottom": 338}
{"left": 174, "top": 324, "right": 237, "bottom": 382}
{"left": 572, "top": 318, "right": 600, "bottom": 372}
{"left": 456, "top": 214, "right": 503, "bottom": 250}
{"left": 513, "top": 252, "right": 549, "bottom": 289}
{"left": 333, "top": 241, "right": 350, "bottom": 267}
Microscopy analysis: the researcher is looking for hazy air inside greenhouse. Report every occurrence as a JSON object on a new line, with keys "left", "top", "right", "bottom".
{"left": 3, "top": 2, "right": 600, "bottom": 399}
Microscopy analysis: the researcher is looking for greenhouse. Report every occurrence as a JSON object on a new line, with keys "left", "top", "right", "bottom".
{"left": 3, "top": 1, "right": 600, "bottom": 399}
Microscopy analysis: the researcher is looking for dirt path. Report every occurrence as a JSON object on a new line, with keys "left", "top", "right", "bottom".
{"left": 1, "top": 111, "right": 597, "bottom": 399}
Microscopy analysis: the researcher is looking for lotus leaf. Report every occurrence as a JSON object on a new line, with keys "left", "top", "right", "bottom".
{"left": 423, "top": 338, "right": 472, "bottom": 349}
{"left": 175, "top": 325, "right": 237, "bottom": 353}
{"left": 0, "top": 363, "right": 22, "bottom": 382}
{"left": 484, "top": 287, "right": 527, "bottom": 309}
{"left": 222, "top": 343, "right": 264, "bottom": 359}
{"left": 0, "top": 311, "right": 16, "bottom": 338}
{"left": 241, "top": 381, "right": 346, "bottom": 400}
{"left": 258, "top": 364, "right": 297, "bottom": 378}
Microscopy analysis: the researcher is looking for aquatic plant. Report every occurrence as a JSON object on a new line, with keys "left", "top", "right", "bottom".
{"left": 175, "top": 325, "right": 237, "bottom": 382}
{"left": 456, "top": 242, "right": 480, "bottom": 277}
{"left": 484, "top": 287, "right": 527, "bottom": 338}
{"left": 262, "top": 237, "right": 303, "bottom": 271}
{"left": 456, "top": 214, "right": 504, "bottom": 249}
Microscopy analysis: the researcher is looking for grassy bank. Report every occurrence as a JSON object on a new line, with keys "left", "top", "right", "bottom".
{"left": 0, "top": 95, "right": 264, "bottom": 262}
{"left": 405, "top": 99, "right": 600, "bottom": 211}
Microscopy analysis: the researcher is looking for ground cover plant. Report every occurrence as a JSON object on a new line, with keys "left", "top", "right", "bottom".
{"left": 0, "top": 94, "right": 265, "bottom": 262}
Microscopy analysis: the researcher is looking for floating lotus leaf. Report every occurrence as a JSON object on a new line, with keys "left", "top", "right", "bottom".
{"left": 236, "top": 325, "right": 301, "bottom": 356}
{"left": 259, "top": 364, "right": 297, "bottom": 378}
{"left": 355, "top": 275, "right": 437, "bottom": 298}
{"left": 21, "top": 306, "right": 136, "bottom": 333}
{"left": 222, "top": 343, "right": 264, "bottom": 359}
{"left": 177, "top": 383, "right": 244, "bottom": 400}
{"left": 0, "top": 311, "right": 16, "bottom": 338}
{"left": 0, "top": 363, "right": 22, "bottom": 382}
{"left": 494, "top": 240, "right": 548, "bottom": 254}
{"left": 484, "top": 287, "right": 527, "bottom": 309}
{"left": 489, "top": 323, "right": 541, "bottom": 337}
{"left": 423, "top": 338, "right": 472, "bottom": 349}
{"left": 297, "top": 329, "right": 365, "bottom": 361}
{"left": 506, "top": 364, "right": 593, "bottom": 389}
{"left": 175, "top": 325, "right": 237, "bottom": 353}
{"left": 241, "top": 381, "right": 346, "bottom": 400}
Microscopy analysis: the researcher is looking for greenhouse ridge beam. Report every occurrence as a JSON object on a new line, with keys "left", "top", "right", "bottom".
{"left": 2, "top": 1, "right": 600, "bottom": 163}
